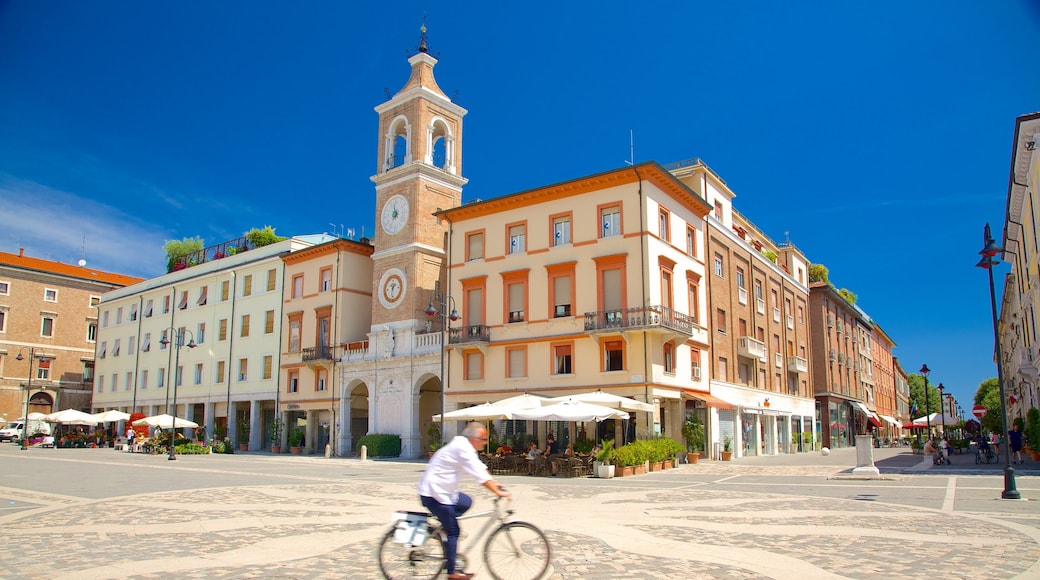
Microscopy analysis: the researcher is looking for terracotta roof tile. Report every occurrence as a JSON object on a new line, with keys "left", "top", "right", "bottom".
{"left": 0, "top": 250, "right": 144, "bottom": 287}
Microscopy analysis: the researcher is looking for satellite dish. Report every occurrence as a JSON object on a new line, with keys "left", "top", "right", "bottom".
{"left": 78, "top": 259, "right": 87, "bottom": 266}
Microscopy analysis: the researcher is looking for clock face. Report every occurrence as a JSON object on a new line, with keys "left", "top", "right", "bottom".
{"left": 381, "top": 195, "right": 410, "bottom": 235}
{"left": 378, "top": 268, "right": 407, "bottom": 309}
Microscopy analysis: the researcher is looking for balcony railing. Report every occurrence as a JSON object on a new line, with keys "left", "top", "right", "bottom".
{"left": 737, "top": 336, "right": 767, "bottom": 361}
{"left": 583, "top": 305, "right": 693, "bottom": 336}
{"left": 171, "top": 235, "right": 259, "bottom": 272}
{"left": 787, "top": 355, "right": 809, "bottom": 373}
{"left": 449, "top": 325, "right": 491, "bottom": 344}
{"left": 302, "top": 346, "right": 334, "bottom": 361}
{"left": 756, "top": 297, "right": 766, "bottom": 315}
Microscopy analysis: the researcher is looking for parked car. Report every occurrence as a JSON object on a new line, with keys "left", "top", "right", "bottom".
{"left": 0, "top": 422, "right": 26, "bottom": 442}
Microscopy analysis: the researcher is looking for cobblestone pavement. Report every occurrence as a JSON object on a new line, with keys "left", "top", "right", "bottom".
{"left": 1, "top": 445, "right": 1037, "bottom": 579}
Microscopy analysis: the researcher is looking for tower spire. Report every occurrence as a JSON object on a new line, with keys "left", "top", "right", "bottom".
{"left": 417, "top": 16, "right": 429, "bottom": 54}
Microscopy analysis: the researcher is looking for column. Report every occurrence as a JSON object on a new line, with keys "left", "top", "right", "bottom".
{"left": 249, "top": 399, "right": 260, "bottom": 450}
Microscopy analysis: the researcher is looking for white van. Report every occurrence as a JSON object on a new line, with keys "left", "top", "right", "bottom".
{"left": 0, "top": 419, "right": 51, "bottom": 442}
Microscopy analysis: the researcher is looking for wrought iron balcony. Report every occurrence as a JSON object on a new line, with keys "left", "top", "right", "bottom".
{"left": 302, "top": 346, "right": 334, "bottom": 362}
{"left": 449, "top": 325, "right": 491, "bottom": 345}
{"left": 583, "top": 305, "right": 693, "bottom": 337}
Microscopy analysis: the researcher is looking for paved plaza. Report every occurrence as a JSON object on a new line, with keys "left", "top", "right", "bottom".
{"left": 0, "top": 443, "right": 1037, "bottom": 579}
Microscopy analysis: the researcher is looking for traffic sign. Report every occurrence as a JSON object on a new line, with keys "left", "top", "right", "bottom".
{"left": 972, "top": 405, "right": 987, "bottom": 419}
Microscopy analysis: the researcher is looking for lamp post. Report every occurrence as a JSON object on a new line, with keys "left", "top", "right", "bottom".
{"left": 936, "top": 383, "right": 946, "bottom": 437}
{"left": 15, "top": 347, "right": 39, "bottom": 451}
{"left": 425, "top": 292, "right": 458, "bottom": 449}
{"left": 976, "top": 222, "right": 1020, "bottom": 499}
{"left": 920, "top": 364, "right": 931, "bottom": 439}
{"left": 159, "top": 328, "right": 196, "bottom": 461}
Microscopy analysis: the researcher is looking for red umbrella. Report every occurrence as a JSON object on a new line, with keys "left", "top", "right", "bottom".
{"left": 902, "top": 422, "right": 927, "bottom": 429}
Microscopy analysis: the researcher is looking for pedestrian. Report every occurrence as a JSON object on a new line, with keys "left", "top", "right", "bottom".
{"left": 1009, "top": 423, "right": 1024, "bottom": 465}
{"left": 543, "top": 434, "right": 560, "bottom": 476}
{"left": 125, "top": 425, "right": 135, "bottom": 452}
{"left": 417, "top": 422, "right": 509, "bottom": 580}
{"left": 990, "top": 431, "right": 1000, "bottom": 455}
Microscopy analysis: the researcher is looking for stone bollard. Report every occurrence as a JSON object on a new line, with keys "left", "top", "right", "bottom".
{"left": 851, "top": 434, "right": 880, "bottom": 478}
{"left": 360, "top": 444, "right": 367, "bottom": 462}
{"left": 325, "top": 443, "right": 332, "bottom": 458}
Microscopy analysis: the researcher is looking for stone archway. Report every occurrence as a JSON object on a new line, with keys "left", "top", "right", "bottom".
{"left": 342, "top": 381, "right": 369, "bottom": 456}
{"left": 417, "top": 373, "right": 441, "bottom": 455}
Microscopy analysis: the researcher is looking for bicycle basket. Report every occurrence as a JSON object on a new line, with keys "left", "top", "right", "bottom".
{"left": 391, "top": 511, "right": 429, "bottom": 545}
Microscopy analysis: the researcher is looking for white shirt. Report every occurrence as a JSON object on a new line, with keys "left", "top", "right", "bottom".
{"left": 418, "top": 435, "right": 492, "bottom": 505}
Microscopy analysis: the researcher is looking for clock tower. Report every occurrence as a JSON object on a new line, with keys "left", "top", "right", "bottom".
{"left": 370, "top": 33, "right": 466, "bottom": 328}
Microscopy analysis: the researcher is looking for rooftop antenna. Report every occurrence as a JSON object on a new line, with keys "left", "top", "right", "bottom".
{"left": 78, "top": 234, "right": 87, "bottom": 267}
{"left": 785, "top": 231, "right": 791, "bottom": 244}
{"left": 623, "top": 129, "right": 634, "bottom": 166}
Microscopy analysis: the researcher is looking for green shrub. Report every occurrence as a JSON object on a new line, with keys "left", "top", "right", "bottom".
{"left": 595, "top": 439, "right": 615, "bottom": 464}
{"left": 574, "top": 438, "right": 594, "bottom": 454}
{"left": 1025, "top": 407, "right": 1040, "bottom": 451}
{"left": 613, "top": 444, "right": 636, "bottom": 467}
{"left": 357, "top": 433, "right": 402, "bottom": 457}
{"left": 174, "top": 442, "right": 210, "bottom": 455}
{"left": 682, "top": 414, "right": 704, "bottom": 452}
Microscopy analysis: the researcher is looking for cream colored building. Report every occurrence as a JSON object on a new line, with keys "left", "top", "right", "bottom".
{"left": 1000, "top": 112, "right": 1040, "bottom": 420}
{"left": 92, "top": 235, "right": 326, "bottom": 448}
{"left": 437, "top": 161, "right": 712, "bottom": 449}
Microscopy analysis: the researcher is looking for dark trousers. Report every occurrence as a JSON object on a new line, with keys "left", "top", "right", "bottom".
{"left": 420, "top": 493, "right": 472, "bottom": 574}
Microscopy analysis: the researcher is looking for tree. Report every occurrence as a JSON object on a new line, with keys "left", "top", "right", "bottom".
{"left": 244, "top": 225, "right": 286, "bottom": 247}
{"left": 838, "top": 288, "right": 858, "bottom": 305}
{"left": 973, "top": 377, "right": 1002, "bottom": 434}
{"left": 908, "top": 374, "right": 941, "bottom": 420}
{"left": 163, "top": 236, "right": 204, "bottom": 272}
{"left": 809, "top": 264, "right": 829, "bottom": 284}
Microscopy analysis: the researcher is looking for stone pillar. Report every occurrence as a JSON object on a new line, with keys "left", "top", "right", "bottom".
{"left": 851, "top": 434, "right": 881, "bottom": 478}
{"left": 249, "top": 399, "right": 260, "bottom": 450}
{"left": 203, "top": 401, "right": 214, "bottom": 441}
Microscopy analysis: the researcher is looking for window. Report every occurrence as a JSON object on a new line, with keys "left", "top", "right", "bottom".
{"left": 44, "top": 288, "right": 58, "bottom": 302}
{"left": 736, "top": 267, "right": 745, "bottom": 290}
{"left": 713, "top": 201, "right": 722, "bottom": 220}
{"left": 157, "top": 368, "right": 165, "bottom": 389}
{"left": 506, "top": 281, "right": 525, "bottom": 323}
{"left": 604, "top": 340, "right": 624, "bottom": 371}
{"left": 197, "top": 286, "right": 208, "bottom": 306}
{"left": 663, "top": 343, "right": 674, "bottom": 374}
{"left": 716, "top": 309, "right": 726, "bottom": 333}
{"left": 139, "top": 369, "right": 147, "bottom": 389}
{"left": 36, "top": 359, "right": 50, "bottom": 380}
{"left": 798, "top": 305, "right": 805, "bottom": 324}
{"left": 129, "top": 303, "right": 138, "bottom": 321}
{"left": 128, "top": 336, "right": 136, "bottom": 355}
{"left": 178, "top": 290, "right": 188, "bottom": 310}
{"left": 316, "top": 368, "right": 326, "bottom": 390}
{"left": 194, "top": 364, "right": 203, "bottom": 385}
{"left": 548, "top": 264, "right": 574, "bottom": 319}
{"left": 267, "top": 268, "right": 277, "bottom": 292}
{"left": 686, "top": 226, "right": 696, "bottom": 256}
{"left": 102, "top": 310, "right": 109, "bottom": 327}
{"left": 97, "top": 375, "right": 104, "bottom": 393}
{"left": 714, "top": 253, "right": 724, "bottom": 277}
{"left": 162, "top": 295, "right": 170, "bottom": 314}
{"left": 219, "top": 319, "right": 228, "bottom": 341}
{"left": 687, "top": 279, "right": 699, "bottom": 323}
{"left": 507, "top": 347, "right": 526, "bottom": 378}
{"left": 243, "top": 274, "right": 253, "bottom": 296}
{"left": 216, "top": 360, "right": 226, "bottom": 383}
{"left": 691, "top": 354, "right": 701, "bottom": 380}
{"left": 263, "top": 355, "right": 273, "bottom": 380}
{"left": 108, "top": 372, "right": 117, "bottom": 391}
{"left": 241, "top": 314, "right": 250, "bottom": 337}
{"left": 552, "top": 215, "right": 571, "bottom": 246}
{"left": 99, "top": 341, "right": 108, "bottom": 359}
{"left": 0, "top": 281, "right": 8, "bottom": 295}
{"left": 238, "top": 358, "right": 248, "bottom": 381}
{"left": 265, "top": 310, "right": 275, "bottom": 334}
{"left": 86, "top": 321, "right": 97, "bottom": 342}
{"left": 466, "top": 232, "right": 484, "bottom": 261}
{"left": 175, "top": 365, "right": 183, "bottom": 387}
{"left": 738, "top": 318, "right": 747, "bottom": 337}
{"left": 508, "top": 223, "right": 526, "bottom": 254}
{"left": 289, "top": 318, "right": 301, "bottom": 352}
{"left": 144, "top": 299, "right": 153, "bottom": 317}
{"left": 658, "top": 209, "right": 670, "bottom": 241}
{"left": 116, "top": 307, "right": 123, "bottom": 325}
{"left": 292, "top": 275, "right": 304, "bottom": 298}
{"left": 464, "top": 351, "right": 483, "bottom": 380}
{"left": 221, "top": 281, "right": 230, "bottom": 302}
{"left": 41, "top": 316, "right": 54, "bottom": 337}
{"left": 601, "top": 205, "right": 621, "bottom": 238}
{"left": 553, "top": 343, "right": 572, "bottom": 375}
{"left": 288, "top": 370, "right": 299, "bottom": 393}
{"left": 321, "top": 268, "right": 332, "bottom": 292}
{"left": 718, "top": 357, "right": 728, "bottom": 381}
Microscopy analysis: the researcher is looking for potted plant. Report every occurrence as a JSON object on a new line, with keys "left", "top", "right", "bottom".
{"left": 426, "top": 423, "right": 443, "bottom": 458}
{"left": 594, "top": 439, "right": 615, "bottom": 479}
{"left": 613, "top": 444, "right": 635, "bottom": 477}
{"left": 721, "top": 436, "right": 733, "bottom": 461}
{"left": 683, "top": 414, "right": 704, "bottom": 464}
{"left": 238, "top": 418, "right": 250, "bottom": 451}
{"left": 268, "top": 418, "right": 283, "bottom": 453}
{"left": 288, "top": 427, "right": 305, "bottom": 454}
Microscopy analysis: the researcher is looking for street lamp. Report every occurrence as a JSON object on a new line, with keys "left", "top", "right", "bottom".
{"left": 976, "top": 222, "right": 1020, "bottom": 499}
{"left": 15, "top": 347, "right": 39, "bottom": 451}
{"left": 937, "top": 383, "right": 946, "bottom": 437}
{"left": 159, "top": 328, "right": 196, "bottom": 461}
{"left": 920, "top": 364, "right": 931, "bottom": 438}
{"left": 425, "top": 292, "right": 458, "bottom": 449}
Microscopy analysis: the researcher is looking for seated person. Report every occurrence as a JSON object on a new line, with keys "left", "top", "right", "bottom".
{"left": 939, "top": 438, "right": 950, "bottom": 462}
{"left": 543, "top": 435, "right": 561, "bottom": 476}
{"left": 564, "top": 442, "right": 575, "bottom": 458}
{"left": 494, "top": 442, "right": 512, "bottom": 455}
{"left": 923, "top": 438, "right": 937, "bottom": 459}
{"left": 525, "top": 441, "right": 541, "bottom": 474}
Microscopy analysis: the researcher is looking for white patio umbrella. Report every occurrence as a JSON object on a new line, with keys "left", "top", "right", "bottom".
{"left": 512, "top": 400, "right": 631, "bottom": 422}
{"left": 491, "top": 393, "right": 551, "bottom": 410}
{"left": 91, "top": 410, "right": 131, "bottom": 423}
{"left": 433, "top": 403, "right": 514, "bottom": 422}
{"left": 132, "top": 414, "right": 199, "bottom": 429}
{"left": 546, "top": 389, "right": 655, "bottom": 412}
{"left": 44, "top": 409, "right": 100, "bottom": 426}
{"left": 912, "top": 413, "right": 962, "bottom": 427}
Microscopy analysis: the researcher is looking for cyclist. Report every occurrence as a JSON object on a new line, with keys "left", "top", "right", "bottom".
{"left": 418, "top": 421, "right": 510, "bottom": 580}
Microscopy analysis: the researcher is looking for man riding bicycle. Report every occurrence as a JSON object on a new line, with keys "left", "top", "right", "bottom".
{"left": 418, "top": 421, "right": 510, "bottom": 580}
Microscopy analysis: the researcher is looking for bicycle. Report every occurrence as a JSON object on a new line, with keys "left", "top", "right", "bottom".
{"left": 975, "top": 444, "right": 997, "bottom": 464}
{"left": 378, "top": 494, "right": 550, "bottom": 580}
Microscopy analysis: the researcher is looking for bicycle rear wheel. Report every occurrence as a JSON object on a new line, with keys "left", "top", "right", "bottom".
{"left": 484, "top": 521, "right": 551, "bottom": 580}
{"left": 377, "top": 525, "right": 445, "bottom": 579}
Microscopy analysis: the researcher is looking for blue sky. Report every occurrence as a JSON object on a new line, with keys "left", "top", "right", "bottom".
{"left": 2, "top": 2, "right": 1038, "bottom": 411}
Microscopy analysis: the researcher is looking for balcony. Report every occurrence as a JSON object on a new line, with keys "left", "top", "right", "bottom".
{"left": 756, "top": 297, "right": 766, "bottom": 315}
{"left": 787, "top": 355, "right": 808, "bottom": 373}
{"left": 584, "top": 305, "right": 693, "bottom": 339}
{"left": 774, "top": 352, "right": 783, "bottom": 368}
{"left": 450, "top": 325, "right": 491, "bottom": 345}
{"left": 302, "top": 346, "right": 334, "bottom": 362}
{"left": 737, "top": 336, "right": 767, "bottom": 362}
{"left": 738, "top": 287, "right": 748, "bottom": 305}
{"left": 773, "top": 307, "right": 781, "bottom": 323}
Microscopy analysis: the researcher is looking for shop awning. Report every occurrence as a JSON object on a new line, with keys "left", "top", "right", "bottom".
{"left": 868, "top": 416, "right": 883, "bottom": 428}
{"left": 683, "top": 390, "right": 734, "bottom": 410}
{"left": 879, "top": 414, "right": 901, "bottom": 428}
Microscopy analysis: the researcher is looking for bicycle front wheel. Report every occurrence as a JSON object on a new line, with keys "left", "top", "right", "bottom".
{"left": 377, "top": 525, "right": 445, "bottom": 580}
{"left": 484, "top": 521, "right": 551, "bottom": 580}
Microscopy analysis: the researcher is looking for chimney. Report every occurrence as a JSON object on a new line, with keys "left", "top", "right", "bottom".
{"left": 19, "top": 248, "right": 24, "bottom": 257}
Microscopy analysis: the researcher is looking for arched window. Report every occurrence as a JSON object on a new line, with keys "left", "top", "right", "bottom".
{"left": 426, "top": 117, "right": 456, "bottom": 174}
{"left": 384, "top": 116, "right": 411, "bottom": 171}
